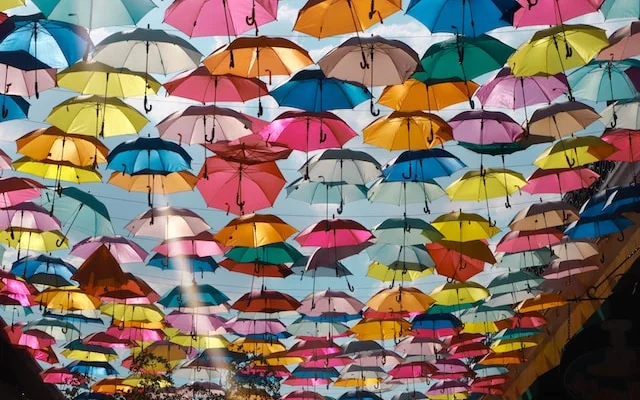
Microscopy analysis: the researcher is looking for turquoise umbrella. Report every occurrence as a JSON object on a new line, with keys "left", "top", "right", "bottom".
{"left": 460, "top": 304, "right": 514, "bottom": 324}
{"left": 366, "top": 243, "right": 434, "bottom": 268}
{"left": 493, "top": 327, "right": 542, "bottom": 341}
{"left": 367, "top": 179, "right": 446, "bottom": 210}
{"left": 487, "top": 271, "right": 544, "bottom": 295}
{"left": 42, "top": 187, "right": 114, "bottom": 240}
{"left": 23, "top": 317, "right": 80, "bottom": 341}
{"left": 601, "top": 0, "right": 639, "bottom": 19}
{"left": 495, "top": 249, "right": 556, "bottom": 270}
{"left": 286, "top": 178, "right": 368, "bottom": 206}
{"left": 158, "top": 284, "right": 229, "bottom": 308}
{"left": 568, "top": 60, "right": 640, "bottom": 103}
{"left": 372, "top": 218, "right": 443, "bottom": 245}
{"left": 31, "top": 0, "right": 156, "bottom": 29}
{"left": 225, "top": 242, "right": 303, "bottom": 265}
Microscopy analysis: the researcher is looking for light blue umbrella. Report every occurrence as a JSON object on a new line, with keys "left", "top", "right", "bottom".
{"left": 367, "top": 179, "right": 446, "bottom": 211}
{"left": 67, "top": 361, "right": 117, "bottom": 377}
{"left": 32, "top": 0, "right": 156, "bottom": 29}
{"left": 372, "top": 218, "right": 443, "bottom": 245}
{"left": 495, "top": 249, "right": 555, "bottom": 269}
{"left": 366, "top": 243, "right": 434, "bottom": 268}
{"left": 382, "top": 149, "right": 466, "bottom": 182}
{"left": 565, "top": 215, "right": 635, "bottom": 240}
{"left": 568, "top": 60, "right": 640, "bottom": 103}
{"left": 42, "top": 187, "right": 114, "bottom": 239}
{"left": 487, "top": 270, "right": 544, "bottom": 295}
{"left": 107, "top": 137, "right": 192, "bottom": 175}
{"left": 0, "top": 95, "right": 29, "bottom": 122}
{"left": 601, "top": 0, "right": 639, "bottom": 19}
{"left": 286, "top": 178, "right": 368, "bottom": 207}
{"left": 11, "top": 254, "right": 77, "bottom": 287}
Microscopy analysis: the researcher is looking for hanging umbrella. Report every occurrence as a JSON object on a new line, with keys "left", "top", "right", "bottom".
{"left": 11, "top": 254, "right": 76, "bottom": 287}
{"left": 159, "top": 284, "right": 229, "bottom": 308}
{"left": 600, "top": 0, "right": 639, "bottom": 19}
{"left": 533, "top": 136, "right": 616, "bottom": 169}
{"left": 125, "top": 206, "right": 210, "bottom": 239}
{"left": 46, "top": 95, "right": 148, "bottom": 137}
{"left": 71, "top": 235, "right": 142, "bottom": 264}
{"left": 24, "top": 317, "right": 80, "bottom": 341}
{"left": 215, "top": 214, "right": 296, "bottom": 247}
{"left": 204, "top": 134, "right": 291, "bottom": 164}
{"left": 367, "top": 262, "right": 433, "bottom": 283}
{"left": 513, "top": 0, "right": 603, "bottom": 27}
{"left": 426, "top": 240, "right": 495, "bottom": 282}
{"left": 382, "top": 149, "right": 466, "bottom": 183}
{"left": 226, "top": 243, "right": 302, "bottom": 265}
{"left": 147, "top": 254, "right": 219, "bottom": 274}
{"left": 350, "top": 318, "right": 410, "bottom": 341}
{"left": 429, "top": 281, "right": 490, "bottom": 306}
{"left": 296, "top": 219, "right": 372, "bottom": 248}
{"left": 0, "top": 13, "right": 91, "bottom": 68}
{"left": 597, "top": 20, "right": 640, "bottom": 61}
{"left": 164, "top": 0, "right": 277, "bottom": 37}
{"left": 165, "top": 67, "right": 267, "bottom": 104}
{"left": 411, "top": 313, "right": 463, "bottom": 337}
{"left": 35, "top": 287, "right": 101, "bottom": 311}
{"left": 0, "top": 202, "right": 61, "bottom": 232}
{"left": 366, "top": 286, "right": 434, "bottom": 313}
{"left": 488, "top": 271, "right": 544, "bottom": 295}
{"left": 287, "top": 178, "right": 367, "bottom": 206}
{"left": 432, "top": 211, "right": 501, "bottom": 242}
{"left": 293, "top": 0, "right": 402, "bottom": 38}
{"left": 197, "top": 157, "right": 285, "bottom": 215}
{"left": 0, "top": 94, "right": 29, "bottom": 122}
{"left": 496, "top": 227, "right": 564, "bottom": 252}
{"left": 445, "top": 168, "right": 527, "bottom": 208}
{"left": 42, "top": 187, "right": 114, "bottom": 239}
{"left": 0, "top": 1, "right": 24, "bottom": 11}
{"left": 551, "top": 239, "right": 599, "bottom": 261}
{"left": 107, "top": 136, "right": 191, "bottom": 178}
{"left": 0, "top": 228, "right": 67, "bottom": 252}
{"left": 565, "top": 215, "right": 634, "bottom": 240}
{"left": 407, "top": 0, "right": 519, "bottom": 36}
{"left": 282, "top": 391, "right": 326, "bottom": 400}
{"left": 153, "top": 232, "right": 225, "bottom": 258}
{"left": 568, "top": 60, "right": 640, "bottom": 103}
{"left": 603, "top": 128, "right": 640, "bottom": 162}
{"left": 298, "top": 289, "right": 364, "bottom": 318}
{"left": 220, "top": 259, "right": 290, "bottom": 278}
{"left": 508, "top": 24, "right": 609, "bottom": 78}
{"left": 509, "top": 201, "right": 579, "bottom": 231}
{"left": 600, "top": 97, "right": 640, "bottom": 130}
{"left": 379, "top": 79, "right": 479, "bottom": 112}
{"left": 301, "top": 149, "right": 381, "bottom": 184}
{"left": 13, "top": 158, "right": 101, "bottom": 186}
{"left": 523, "top": 167, "right": 600, "bottom": 194}
{"left": 367, "top": 243, "right": 435, "bottom": 271}
{"left": 31, "top": 0, "right": 156, "bottom": 29}
{"left": 394, "top": 336, "right": 446, "bottom": 359}
{"left": 450, "top": 110, "right": 524, "bottom": 146}
{"left": 363, "top": 111, "right": 453, "bottom": 150}
{"left": 108, "top": 171, "right": 198, "bottom": 203}
{"left": 232, "top": 290, "right": 300, "bottom": 313}
{"left": 368, "top": 178, "right": 446, "bottom": 209}
{"left": 0, "top": 50, "right": 56, "bottom": 97}
{"left": 527, "top": 101, "right": 601, "bottom": 139}
{"left": 373, "top": 218, "right": 443, "bottom": 245}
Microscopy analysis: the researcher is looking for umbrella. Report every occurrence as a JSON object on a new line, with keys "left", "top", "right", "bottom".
{"left": 293, "top": 0, "right": 402, "bottom": 38}
{"left": 31, "top": 0, "right": 156, "bottom": 29}
{"left": 125, "top": 206, "right": 210, "bottom": 239}
{"left": 220, "top": 259, "right": 290, "bottom": 278}
{"left": 508, "top": 24, "right": 609, "bottom": 79}
{"left": 534, "top": 136, "right": 616, "bottom": 169}
{"left": 597, "top": 20, "right": 640, "bottom": 61}
{"left": 215, "top": 214, "right": 296, "bottom": 247}
{"left": 426, "top": 240, "right": 495, "bottom": 282}
{"left": 446, "top": 168, "right": 527, "bottom": 209}
{"left": 568, "top": 60, "right": 640, "bottom": 103}
{"left": 407, "top": 0, "right": 519, "bottom": 36}
{"left": 13, "top": 158, "right": 101, "bottom": 186}
{"left": 513, "top": 0, "right": 603, "bottom": 27}
{"left": 5, "top": 324, "right": 56, "bottom": 349}
{"left": 0, "top": 1, "right": 24, "bottom": 11}
{"left": 164, "top": 0, "right": 277, "bottom": 37}
{"left": 373, "top": 218, "right": 443, "bottom": 245}
{"left": 301, "top": 149, "right": 381, "bottom": 185}
{"left": 298, "top": 289, "right": 364, "bottom": 318}
{"left": 429, "top": 281, "right": 490, "bottom": 305}
{"left": 366, "top": 262, "right": 432, "bottom": 283}
{"left": 287, "top": 178, "right": 368, "bottom": 206}
{"left": 600, "top": 0, "right": 639, "bottom": 19}
{"left": 412, "top": 313, "right": 463, "bottom": 337}
{"left": 296, "top": 219, "right": 372, "bottom": 248}
{"left": 603, "top": 128, "right": 640, "bottom": 163}
{"left": 368, "top": 178, "right": 446, "bottom": 209}
{"left": 432, "top": 211, "right": 500, "bottom": 242}
{"left": 197, "top": 157, "right": 286, "bottom": 215}
{"left": 0, "top": 94, "right": 29, "bottom": 122}
{"left": 523, "top": 167, "right": 600, "bottom": 194}
{"left": 488, "top": 270, "right": 544, "bottom": 295}
{"left": 0, "top": 177, "right": 43, "bottom": 208}
{"left": 0, "top": 13, "right": 91, "bottom": 68}
{"left": 476, "top": 67, "right": 568, "bottom": 109}
{"left": 24, "top": 317, "right": 80, "bottom": 341}
{"left": 159, "top": 284, "right": 229, "bottom": 308}
{"left": 509, "top": 201, "right": 579, "bottom": 231}
{"left": 154, "top": 232, "right": 225, "bottom": 258}
{"left": 600, "top": 98, "right": 640, "bottom": 130}
{"left": 42, "top": 187, "right": 114, "bottom": 239}
{"left": 366, "top": 286, "right": 434, "bottom": 313}
{"left": 350, "top": 318, "right": 410, "bottom": 341}
{"left": 363, "top": 111, "right": 453, "bottom": 150}
{"left": 450, "top": 110, "right": 524, "bottom": 146}
{"left": 0, "top": 50, "right": 56, "bottom": 97}
{"left": 565, "top": 215, "right": 634, "bottom": 239}
{"left": 382, "top": 149, "right": 466, "bottom": 183}
{"left": 35, "top": 287, "right": 101, "bottom": 311}
{"left": 496, "top": 228, "right": 564, "bottom": 252}
{"left": 0, "top": 202, "right": 61, "bottom": 232}
{"left": 527, "top": 101, "right": 601, "bottom": 139}
{"left": 11, "top": 254, "right": 76, "bottom": 287}
{"left": 282, "top": 391, "right": 326, "bottom": 400}
{"left": 516, "top": 293, "right": 567, "bottom": 314}
{"left": 0, "top": 228, "right": 68, "bottom": 252}
{"left": 270, "top": 69, "right": 370, "bottom": 112}
{"left": 232, "top": 289, "right": 300, "bottom": 313}
{"left": 379, "top": 79, "right": 480, "bottom": 112}
{"left": 107, "top": 137, "right": 191, "bottom": 175}
{"left": 205, "top": 134, "right": 291, "bottom": 164}
{"left": 226, "top": 243, "right": 302, "bottom": 265}
{"left": 108, "top": 171, "right": 198, "bottom": 203}
{"left": 46, "top": 95, "right": 148, "bottom": 137}
{"left": 367, "top": 243, "right": 434, "bottom": 271}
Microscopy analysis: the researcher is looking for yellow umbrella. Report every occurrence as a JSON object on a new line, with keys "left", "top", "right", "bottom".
{"left": 367, "top": 262, "right": 433, "bottom": 282}
{"left": 294, "top": 0, "right": 402, "bottom": 38}
{"left": 16, "top": 126, "right": 109, "bottom": 167}
{"left": 515, "top": 293, "right": 567, "bottom": 313}
{"left": 461, "top": 320, "right": 503, "bottom": 334}
{"left": 429, "top": 394, "right": 469, "bottom": 400}
{"left": 100, "top": 303, "right": 164, "bottom": 323}
{"left": 0, "top": 0, "right": 24, "bottom": 11}
{"left": 122, "top": 374, "right": 173, "bottom": 389}
{"left": 170, "top": 333, "right": 229, "bottom": 349}
{"left": 445, "top": 168, "right": 527, "bottom": 204}
{"left": 508, "top": 24, "right": 609, "bottom": 77}
{"left": 228, "top": 338, "right": 286, "bottom": 356}
{"left": 117, "top": 320, "right": 165, "bottom": 330}
{"left": 429, "top": 281, "right": 490, "bottom": 306}
{"left": 108, "top": 171, "right": 198, "bottom": 195}
{"left": 58, "top": 61, "right": 161, "bottom": 97}
{"left": 534, "top": 136, "right": 616, "bottom": 169}
{"left": 349, "top": 318, "right": 410, "bottom": 340}
{"left": 363, "top": 111, "right": 453, "bottom": 150}
{"left": 378, "top": 79, "right": 479, "bottom": 112}
{"left": 366, "top": 286, "right": 434, "bottom": 313}
{"left": 0, "top": 228, "right": 68, "bottom": 251}
{"left": 61, "top": 348, "right": 118, "bottom": 362}
{"left": 35, "top": 287, "right": 101, "bottom": 311}
{"left": 13, "top": 157, "right": 102, "bottom": 184}
{"left": 92, "top": 378, "right": 133, "bottom": 394}
{"left": 431, "top": 211, "right": 501, "bottom": 242}
{"left": 46, "top": 95, "right": 148, "bottom": 137}
{"left": 333, "top": 377, "right": 382, "bottom": 388}
{"left": 490, "top": 338, "right": 539, "bottom": 353}
{"left": 214, "top": 214, "right": 296, "bottom": 248}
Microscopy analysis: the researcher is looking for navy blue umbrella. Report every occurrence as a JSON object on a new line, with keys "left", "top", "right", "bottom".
{"left": 0, "top": 94, "right": 29, "bottom": 121}
{"left": 382, "top": 149, "right": 466, "bottom": 182}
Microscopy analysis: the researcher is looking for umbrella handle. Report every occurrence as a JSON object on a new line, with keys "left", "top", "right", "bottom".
{"left": 337, "top": 199, "right": 344, "bottom": 215}
{"left": 56, "top": 237, "right": 65, "bottom": 247}
{"left": 177, "top": 133, "right": 183, "bottom": 146}
{"left": 617, "top": 231, "right": 625, "bottom": 242}
{"left": 565, "top": 43, "right": 573, "bottom": 59}
{"left": 61, "top": 326, "right": 68, "bottom": 334}
{"left": 600, "top": 254, "right": 605, "bottom": 263}
{"left": 360, "top": 51, "right": 370, "bottom": 69}
{"left": 147, "top": 186, "right": 152, "bottom": 207}
{"left": 610, "top": 112, "right": 617, "bottom": 129}
{"left": 488, "top": 217, "right": 497, "bottom": 228}
{"left": 1, "top": 105, "right": 7, "bottom": 119}
{"left": 368, "top": 0, "right": 376, "bottom": 19}
{"left": 225, "top": 203, "right": 231, "bottom": 216}
{"left": 346, "top": 279, "right": 355, "bottom": 292}
{"left": 236, "top": 193, "right": 245, "bottom": 211}
{"left": 468, "top": 98, "right": 475, "bottom": 109}
{"left": 505, "top": 195, "right": 511, "bottom": 208}
{"left": 229, "top": 49, "right": 235, "bottom": 68}
{"left": 319, "top": 127, "right": 327, "bottom": 143}
{"left": 245, "top": 6, "right": 256, "bottom": 26}
{"left": 381, "top": 353, "right": 386, "bottom": 365}
{"left": 424, "top": 201, "right": 430, "bottom": 214}
{"left": 401, "top": 163, "right": 413, "bottom": 180}
{"left": 34, "top": 81, "right": 39, "bottom": 99}
{"left": 258, "top": 98, "right": 264, "bottom": 117}
{"left": 204, "top": 124, "right": 215, "bottom": 143}
{"left": 143, "top": 94, "right": 153, "bottom": 113}
{"left": 526, "top": 0, "right": 538, "bottom": 8}
{"left": 564, "top": 155, "right": 576, "bottom": 168}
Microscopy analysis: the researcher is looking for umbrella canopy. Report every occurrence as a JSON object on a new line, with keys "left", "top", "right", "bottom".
{"left": 382, "top": 149, "right": 466, "bottom": 182}
{"left": 367, "top": 286, "right": 434, "bottom": 313}
{"left": 125, "top": 206, "right": 210, "bottom": 239}
{"left": 568, "top": 60, "right": 640, "bottom": 103}
{"left": 513, "top": 0, "right": 603, "bottom": 27}
{"left": 379, "top": 79, "right": 479, "bottom": 112}
{"left": 301, "top": 149, "right": 381, "bottom": 184}
{"left": 215, "top": 214, "right": 296, "bottom": 247}
{"left": 427, "top": 240, "right": 495, "bottom": 282}
{"left": 597, "top": 20, "right": 640, "bottom": 61}
{"left": 534, "top": 136, "right": 616, "bottom": 169}
{"left": 523, "top": 167, "right": 600, "bottom": 194}
{"left": 527, "top": 101, "right": 601, "bottom": 139}
{"left": 364, "top": 111, "right": 453, "bottom": 150}
{"left": 0, "top": 50, "right": 56, "bottom": 97}
{"left": 296, "top": 219, "right": 373, "bottom": 248}
{"left": 17, "top": 126, "right": 109, "bottom": 167}
{"left": 32, "top": 0, "right": 156, "bottom": 29}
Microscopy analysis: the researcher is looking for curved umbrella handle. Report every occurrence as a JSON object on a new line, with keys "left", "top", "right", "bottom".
{"left": 600, "top": 253, "right": 605, "bottom": 263}
{"left": 245, "top": 5, "right": 256, "bottom": 26}
{"left": 424, "top": 200, "right": 431, "bottom": 214}
{"left": 468, "top": 98, "right": 475, "bottom": 109}
{"left": 565, "top": 154, "right": 576, "bottom": 168}
{"left": 337, "top": 199, "right": 344, "bottom": 215}
{"left": 610, "top": 111, "right": 617, "bottom": 129}
{"left": 526, "top": 0, "right": 538, "bottom": 8}
{"left": 1, "top": 105, "right": 8, "bottom": 119}
{"left": 229, "top": 49, "right": 235, "bottom": 68}
{"left": 204, "top": 124, "right": 215, "bottom": 143}
{"left": 235, "top": 192, "right": 246, "bottom": 210}
{"left": 401, "top": 163, "right": 413, "bottom": 180}
{"left": 360, "top": 50, "right": 370, "bottom": 69}
{"left": 617, "top": 231, "right": 625, "bottom": 242}
{"left": 225, "top": 203, "right": 231, "bottom": 216}
{"left": 346, "top": 279, "right": 354, "bottom": 292}
{"left": 61, "top": 326, "right": 68, "bottom": 334}
{"left": 370, "top": 99, "right": 380, "bottom": 116}
{"left": 381, "top": 353, "right": 386, "bottom": 365}
{"left": 368, "top": 0, "right": 376, "bottom": 19}
{"left": 427, "top": 127, "right": 434, "bottom": 145}
{"left": 505, "top": 195, "right": 511, "bottom": 209}
{"left": 319, "top": 126, "right": 327, "bottom": 144}
{"left": 258, "top": 98, "right": 264, "bottom": 117}
{"left": 565, "top": 43, "right": 573, "bottom": 59}
{"left": 488, "top": 217, "right": 497, "bottom": 228}
{"left": 56, "top": 237, "right": 66, "bottom": 247}
{"left": 177, "top": 133, "right": 183, "bottom": 146}
{"left": 143, "top": 94, "right": 153, "bottom": 113}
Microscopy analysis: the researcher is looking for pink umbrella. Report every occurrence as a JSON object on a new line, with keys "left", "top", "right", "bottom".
{"left": 496, "top": 228, "right": 564, "bottom": 253}
{"left": 242, "top": 365, "right": 291, "bottom": 378}
{"left": 71, "top": 235, "right": 148, "bottom": 264}
{"left": 197, "top": 157, "right": 286, "bottom": 216}
{"left": 0, "top": 202, "right": 61, "bottom": 231}
{"left": 41, "top": 367, "right": 87, "bottom": 385}
{"left": 282, "top": 377, "right": 333, "bottom": 387}
{"left": 476, "top": 67, "right": 568, "bottom": 109}
{"left": 522, "top": 167, "right": 600, "bottom": 195}
{"left": 352, "top": 349, "right": 403, "bottom": 367}
{"left": 259, "top": 111, "right": 357, "bottom": 152}
{"left": 4, "top": 324, "right": 56, "bottom": 349}
{"left": 297, "top": 289, "right": 364, "bottom": 317}
{"left": 105, "top": 326, "right": 165, "bottom": 342}
{"left": 0, "top": 148, "right": 12, "bottom": 170}
{"left": 449, "top": 110, "right": 524, "bottom": 145}
{"left": 510, "top": 312, "right": 547, "bottom": 328}
{"left": 0, "top": 177, "right": 44, "bottom": 207}
{"left": 282, "top": 390, "right": 326, "bottom": 400}
{"left": 81, "top": 332, "right": 133, "bottom": 349}
{"left": 28, "top": 346, "right": 59, "bottom": 364}
{"left": 226, "top": 317, "right": 287, "bottom": 335}
{"left": 448, "top": 342, "right": 491, "bottom": 359}
{"left": 0, "top": 55, "right": 57, "bottom": 97}
{"left": 301, "top": 356, "right": 353, "bottom": 368}
{"left": 153, "top": 231, "right": 226, "bottom": 257}
{"left": 296, "top": 219, "right": 373, "bottom": 248}
{"left": 603, "top": 128, "right": 640, "bottom": 162}
{"left": 164, "top": 0, "right": 278, "bottom": 37}
{"left": 432, "top": 359, "right": 474, "bottom": 380}
{"left": 427, "top": 381, "right": 470, "bottom": 396}
{"left": 157, "top": 105, "right": 256, "bottom": 145}
{"left": 288, "top": 339, "right": 341, "bottom": 357}
{"left": 165, "top": 310, "right": 227, "bottom": 335}
{"left": 125, "top": 206, "right": 210, "bottom": 239}
{"left": 542, "top": 255, "right": 601, "bottom": 279}
{"left": 597, "top": 20, "right": 640, "bottom": 61}
{"left": 164, "top": 67, "right": 268, "bottom": 103}
{"left": 513, "top": 0, "right": 604, "bottom": 27}
{"left": 394, "top": 336, "right": 446, "bottom": 358}
{"left": 388, "top": 361, "right": 437, "bottom": 379}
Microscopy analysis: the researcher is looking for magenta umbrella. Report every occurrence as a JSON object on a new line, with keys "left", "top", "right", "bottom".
{"left": 0, "top": 177, "right": 44, "bottom": 208}
{"left": 105, "top": 326, "right": 164, "bottom": 342}
{"left": 4, "top": 324, "right": 55, "bottom": 349}
{"left": 259, "top": 111, "right": 357, "bottom": 152}
{"left": 282, "top": 377, "right": 333, "bottom": 387}
{"left": 226, "top": 317, "right": 287, "bottom": 335}
{"left": 522, "top": 167, "right": 600, "bottom": 195}
{"left": 0, "top": 202, "right": 61, "bottom": 231}
{"left": 496, "top": 228, "right": 565, "bottom": 253}
{"left": 449, "top": 110, "right": 524, "bottom": 145}
{"left": 165, "top": 310, "right": 227, "bottom": 335}
{"left": 164, "top": 0, "right": 278, "bottom": 37}
{"left": 388, "top": 361, "right": 437, "bottom": 379}
{"left": 288, "top": 339, "right": 341, "bottom": 357}
{"left": 432, "top": 359, "right": 474, "bottom": 380}
{"left": 296, "top": 219, "right": 373, "bottom": 248}
{"left": 603, "top": 128, "right": 640, "bottom": 162}
{"left": 448, "top": 342, "right": 491, "bottom": 359}
{"left": 71, "top": 236, "right": 148, "bottom": 263}
{"left": 513, "top": 0, "right": 604, "bottom": 27}
{"left": 153, "top": 231, "right": 227, "bottom": 257}
{"left": 476, "top": 67, "right": 568, "bottom": 109}
{"left": 282, "top": 390, "right": 326, "bottom": 400}
{"left": 164, "top": 67, "right": 268, "bottom": 103}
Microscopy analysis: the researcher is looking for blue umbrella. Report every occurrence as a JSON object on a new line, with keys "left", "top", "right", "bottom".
{"left": 339, "top": 391, "right": 384, "bottom": 400}
{"left": 382, "top": 149, "right": 466, "bottom": 182}
{"left": 107, "top": 137, "right": 192, "bottom": 175}
{"left": 0, "top": 94, "right": 29, "bottom": 122}
{"left": 242, "top": 332, "right": 292, "bottom": 340}
{"left": 158, "top": 284, "right": 229, "bottom": 308}
{"left": 406, "top": 0, "right": 519, "bottom": 37}
{"left": 601, "top": 183, "right": 640, "bottom": 215}
{"left": 44, "top": 311, "right": 104, "bottom": 324}
{"left": 31, "top": 0, "right": 156, "bottom": 29}
{"left": 270, "top": 69, "right": 371, "bottom": 113}
{"left": 66, "top": 361, "right": 117, "bottom": 377}
{"left": 565, "top": 215, "right": 634, "bottom": 240}
{"left": 11, "top": 254, "right": 77, "bottom": 287}
{"left": 568, "top": 60, "right": 640, "bottom": 103}
{"left": 600, "top": 0, "right": 639, "bottom": 19}
{"left": 292, "top": 366, "right": 340, "bottom": 379}
{"left": 147, "top": 253, "right": 219, "bottom": 275}
{"left": 0, "top": 50, "right": 52, "bottom": 70}
{"left": 411, "top": 313, "right": 462, "bottom": 331}
{"left": 0, "top": 14, "right": 91, "bottom": 68}
{"left": 300, "top": 313, "right": 362, "bottom": 323}
{"left": 74, "top": 393, "right": 114, "bottom": 400}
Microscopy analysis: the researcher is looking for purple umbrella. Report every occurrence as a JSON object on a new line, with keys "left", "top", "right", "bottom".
{"left": 165, "top": 310, "right": 227, "bottom": 335}
{"left": 0, "top": 202, "right": 61, "bottom": 231}
{"left": 70, "top": 236, "right": 148, "bottom": 264}
{"left": 226, "top": 317, "right": 287, "bottom": 335}
{"left": 476, "top": 67, "right": 568, "bottom": 109}
{"left": 449, "top": 110, "right": 524, "bottom": 145}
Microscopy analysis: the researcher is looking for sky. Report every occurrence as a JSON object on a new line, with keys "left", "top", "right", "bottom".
{"left": 0, "top": 0, "right": 635, "bottom": 397}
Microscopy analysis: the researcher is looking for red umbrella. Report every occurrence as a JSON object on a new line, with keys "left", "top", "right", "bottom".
{"left": 164, "top": 68, "right": 268, "bottom": 103}
{"left": 41, "top": 367, "right": 87, "bottom": 385}
{"left": 288, "top": 339, "right": 341, "bottom": 357}
{"left": 603, "top": 128, "right": 640, "bottom": 162}
{"left": 426, "top": 239, "right": 496, "bottom": 282}
{"left": 0, "top": 176, "right": 44, "bottom": 207}
{"left": 448, "top": 342, "right": 491, "bottom": 359}
{"left": 28, "top": 346, "right": 58, "bottom": 364}
{"left": 509, "top": 312, "right": 547, "bottom": 328}
{"left": 496, "top": 228, "right": 564, "bottom": 253}
{"left": 523, "top": 167, "right": 600, "bottom": 195}
{"left": 295, "top": 219, "right": 373, "bottom": 248}
{"left": 197, "top": 157, "right": 286, "bottom": 215}
{"left": 219, "top": 258, "right": 292, "bottom": 278}
{"left": 4, "top": 324, "right": 55, "bottom": 349}
{"left": 388, "top": 361, "right": 437, "bottom": 379}
{"left": 82, "top": 332, "right": 133, "bottom": 349}
{"left": 446, "top": 333, "right": 486, "bottom": 349}
{"left": 471, "top": 374, "right": 509, "bottom": 387}
{"left": 231, "top": 290, "right": 301, "bottom": 313}
{"left": 432, "top": 359, "right": 474, "bottom": 380}
{"left": 97, "top": 273, "right": 160, "bottom": 304}
{"left": 205, "top": 134, "right": 292, "bottom": 164}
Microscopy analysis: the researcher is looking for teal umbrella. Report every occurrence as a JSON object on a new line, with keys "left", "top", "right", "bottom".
{"left": 32, "top": 0, "right": 157, "bottom": 29}
{"left": 493, "top": 327, "right": 542, "bottom": 341}
{"left": 568, "top": 60, "right": 640, "bottom": 103}
{"left": 495, "top": 249, "right": 556, "bottom": 270}
{"left": 372, "top": 218, "right": 443, "bottom": 245}
{"left": 487, "top": 271, "right": 544, "bottom": 295}
{"left": 460, "top": 304, "right": 514, "bottom": 324}
{"left": 158, "top": 284, "right": 229, "bottom": 308}
{"left": 23, "top": 317, "right": 80, "bottom": 341}
{"left": 42, "top": 187, "right": 114, "bottom": 240}
{"left": 601, "top": 0, "right": 639, "bottom": 19}
{"left": 367, "top": 179, "right": 446, "bottom": 211}
{"left": 427, "top": 301, "right": 482, "bottom": 314}
{"left": 225, "top": 242, "right": 303, "bottom": 265}
{"left": 286, "top": 178, "right": 368, "bottom": 205}
{"left": 366, "top": 243, "right": 434, "bottom": 268}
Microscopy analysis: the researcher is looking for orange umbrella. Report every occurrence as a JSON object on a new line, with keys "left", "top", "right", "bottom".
{"left": 426, "top": 240, "right": 496, "bottom": 282}
{"left": 71, "top": 245, "right": 128, "bottom": 296}
{"left": 378, "top": 79, "right": 479, "bottom": 111}
{"left": 478, "top": 350, "right": 524, "bottom": 365}
{"left": 219, "top": 259, "right": 292, "bottom": 278}
{"left": 515, "top": 293, "right": 567, "bottom": 313}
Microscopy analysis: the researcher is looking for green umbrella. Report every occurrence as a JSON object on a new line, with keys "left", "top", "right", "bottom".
{"left": 493, "top": 327, "right": 542, "bottom": 341}
{"left": 225, "top": 242, "right": 303, "bottom": 265}
{"left": 495, "top": 249, "right": 555, "bottom": 270}
{"left": 367, "top": 179, "right": 446, "bottom": 209}
{"left": 372, "top": 218, "right": 443, "bottom": 245}
{"left": 460, "top": 304, "right": 514, "bottom": 323}
{"left": 487, "top": 271, "right": 544, "bottom": 295}
{"left": 366, "top": 243, "right": 434, "bottom": 268}
{"left": 286, "top": 178, "right": 367, "bottom": 205}
{"left": 568, "top": 59, "right": 640, "bottom": 103}
{"left": 427, "top": 301, "right": 482, "bottom": 314}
